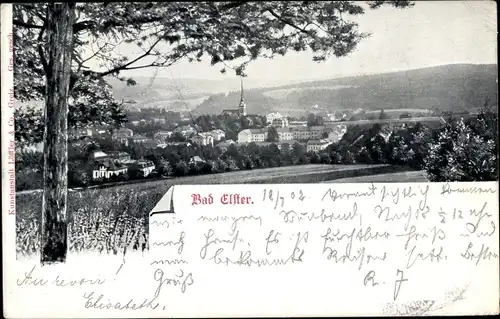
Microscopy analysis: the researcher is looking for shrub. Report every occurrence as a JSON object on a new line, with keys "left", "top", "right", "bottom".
{"left": 424, "top": 118, "right": 498, "bottom": 181}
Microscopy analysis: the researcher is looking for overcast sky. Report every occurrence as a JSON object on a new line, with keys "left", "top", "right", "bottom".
{"left": 98, "top": 1, "right": 497, "bottom": 87}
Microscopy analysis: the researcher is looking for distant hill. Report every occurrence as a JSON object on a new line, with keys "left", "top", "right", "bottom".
{"left": 193, "top": 91, "right": 281, "bottom": 116}
{"left": 106, "top": 77, "right": 231, "bottom": 111}
{"left": 106, "top": 76, "right": 292, "bottom": 112}
{"left": 194, "top": 64, "right": 497, "bottom": 115}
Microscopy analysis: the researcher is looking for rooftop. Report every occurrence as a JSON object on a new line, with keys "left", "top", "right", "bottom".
{"left": 91, "top": 151, "right": 108, "bottom": 158}
{"left": 307, "top": 139, "right": 331, "bottom": 145}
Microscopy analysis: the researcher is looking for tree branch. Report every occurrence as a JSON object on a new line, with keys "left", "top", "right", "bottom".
{"left": 37, "top": 25, "right": 49, "bottom": 76}
{"left": 73, "top": 16, "right": 164, "bottom": 34}
{"left": 13, "top": 19, "right": 44, "bottom": 29}
{"left": 76, "top": 42, "right": 111, "bottom": 72}
{"left": 267, "top": 9, "right": 315, "bottom": 36}
{"left": 96, "top": 38, "right": 163, "bottom": 77}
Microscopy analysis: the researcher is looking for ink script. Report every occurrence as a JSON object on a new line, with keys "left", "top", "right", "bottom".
{"left": 8, "top": 182, "right": 499, "bottom": 317}
{"left": 149, "top": 182, "right": 499, "bottom": 316}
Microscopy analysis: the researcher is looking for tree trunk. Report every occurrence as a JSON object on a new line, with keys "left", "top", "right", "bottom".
{"left": 41, "top": 3, "right": 76, "bottom": 264}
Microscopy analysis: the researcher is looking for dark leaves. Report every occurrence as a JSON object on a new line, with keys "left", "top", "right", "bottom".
{"left": 126, "top": 78, "right": 137, "bottom": 86}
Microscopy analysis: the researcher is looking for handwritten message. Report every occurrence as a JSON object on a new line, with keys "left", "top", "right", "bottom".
{"left": 7, "top": 182, "right": 499, "bottom": 318}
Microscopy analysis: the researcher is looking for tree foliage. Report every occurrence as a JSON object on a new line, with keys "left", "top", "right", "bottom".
{"left": 424, "top": 115, "right": 498, "bottom": 182}
{"left": 267, "top": 126, "right": 279, "bottom": 142}
{"left": 14, "top": 1, "right": 413, "bottom": 143}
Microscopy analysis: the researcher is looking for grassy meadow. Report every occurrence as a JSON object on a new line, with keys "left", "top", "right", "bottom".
{"left": 16, "top": 187, "right": 163, "bottom": 258}
{"left": 16, "top": 164, "right": 415, "bottom": 257}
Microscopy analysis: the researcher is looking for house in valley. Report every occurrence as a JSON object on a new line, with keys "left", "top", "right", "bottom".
{"left": 92, "top": 160, "right": 128, "bottom": 180}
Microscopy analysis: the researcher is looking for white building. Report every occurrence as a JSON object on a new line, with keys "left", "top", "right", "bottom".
{"left": 306, "top": 139, "right": 333, "bottom": 152}
{"left": 137, "top": 160, "right": 155, "bottom": 177}
{"left": 288, "top": 121, "right": 307, "bottom": 128}
{"left": 277, "top": 128, "right": 294, "bottom": 141}
{"left": 327, "top": 124, "right": 347, "bottom": 143}
{"left": 173, "top": 125, "right": 196, "bottom": 137}
{"left": 208, "top": 129, "right": 226, "bottom": 141}
{"left": 190, "top": 133, "right": 214, "bottom": 146}
{"left": 238, "top": 129, "right": 268, "bottom": 143}
{"left": 266, "top": 112, "right": 283, "bottom": 124}
{"left": 271, "top": 118, "right": 289, "bottom": 128}
{"left": 108, "top": 151, "right": 131, "bottom": 163}
{"left": 190, "top": 156, "right": 206, "bottom": 164}
{"left": 89, "top": 150, "right": 109, "bottom": 162}
{"left": 290, "top": 126, "right": 325, "bottom": 141}
{"left": 128, "top": 135, "right": 149, "bottom": 144}
{"left": 326, "top": 113, "right": 337, "bottom": 121}
{"left": 112, "top": 128, "right": 134, "bottom": 138}
{"left": 154, "top": 131, "right": 174, "bottom": 141}
{"left": 92, "top": 161, "right": 128, "bottom": 179}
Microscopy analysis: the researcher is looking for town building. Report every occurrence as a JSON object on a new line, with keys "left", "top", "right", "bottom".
{"left": 152, "top": 118, "right": 166, "bottom": 124}
{"left": 128, "top": 135, "right": 149, "bottom": 144}
{"left": 208, "top": 129, "right": 226, "bottom": 141}
{"left": 154, "top": 131, "right": 174, "bottom": 141}
{"left": 111, "top": 127, "right": 134, "bottom": 146}
{"left": 108, "top": 151, "right": 131, "bottom": 162}
{"left": 277, "top": 127, "right": 294, "bottom": 141}
{"left": 136, "top": 160, "right": 156, "bottom": 177}
{"left": 327, "top": 124, "right": 347, "bottom": 143}
{"left": 89, "top": 150, "right": 110, "bottom": 162}
{"left": 190, "top": 156, "right": 206, "bottom": 164}
{"left": 238, "top": 128, "right": 268, "bottom": 143}
{"left": 266, "top": 112, "right": 283, "bottom": 124}
{"left": 157, "top": 141, "right": 192, "bottom": 148}
{"left": 112, "top": 127, "right": 134, "bottom": 138}
{"left": 288, "top": 121, "right": 307, "bottom": 128}
{"left": 92, "top": 161, "right": 128, "bottom": 180}
{"left": 173, "top": 125, "right": 196, "bottom": 137}
{"left": 190, "top": 132, "right": 214, "bottom": 146}
{"left": 290, "top": 126, "right": 324, "bottom": 141}
{"left": 271, "top": 117, "right": 289, "bottom": 128}
{"left": 326, "top": 113, "right": 337, "bottom": 121}
{"left": 221, "top": 78, "right": 247, "bottom": 117}
{"left": 306, "top": 139, "right": 333, "bottom": 152}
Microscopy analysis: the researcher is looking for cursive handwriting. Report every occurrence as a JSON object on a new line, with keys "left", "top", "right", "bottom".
{"left": 441, "top": 183, "right": 497, "bottom": 196}
{"left": 405, "top": 245, "right": 446, "bottom": 269}
{"left": 153, "top": 269, "right": 194, "bottom": 296}
{"left": 460, "top": 242, "right": 499, "bottom": 265}
{"left": 83, "top": 292, "right": 160, "bottom": 310}
{"left": 198, "top": 215, "right": 262, "bottom": 236}
{"left": 17, "top": 265, "right": 106, "bottom": 287}
{"left": 147, "top": 182, "right": 498, "bottom": 307}
{"left": 151, "top": 231, "right": 186, "bottom": 255}
{"left": 279, "top": 202, "right": 361, "bottom": 224}
{"left": 199, "top": 228, "right": 245, "bottom": 259}
{"left": 322, "top": 183, "right": 377, "bottom": 202}
{"left": 465, "top": 202, "right": 492, "bottom": 234}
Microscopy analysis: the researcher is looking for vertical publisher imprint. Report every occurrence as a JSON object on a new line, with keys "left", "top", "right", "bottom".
{"left": 6, "top": 31, "right": 15, "bottom": 215}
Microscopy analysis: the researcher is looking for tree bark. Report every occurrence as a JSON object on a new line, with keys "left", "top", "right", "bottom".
{"left": 41, "top": 3, "right": 76, "bottom": 264}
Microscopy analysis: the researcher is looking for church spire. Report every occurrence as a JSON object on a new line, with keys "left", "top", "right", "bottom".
{"left": 238, "top": 77, "right": 247, "bottom": 116}
{"left": 240, "top": 77, "right": 245, "bottom": 103}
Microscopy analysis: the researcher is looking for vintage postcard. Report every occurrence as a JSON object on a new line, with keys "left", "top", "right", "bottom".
{"left": 2, "top": 1, "right": 499, "bottom": 318}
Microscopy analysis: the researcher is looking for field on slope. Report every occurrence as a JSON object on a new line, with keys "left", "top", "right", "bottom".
{"left": 323, "top": 170, "right": 428, "bottom": 183}
{"left": 15, "top": 164, "right": 406, "bottom": 257}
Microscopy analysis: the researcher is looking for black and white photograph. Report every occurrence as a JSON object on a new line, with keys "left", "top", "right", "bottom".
{"left": 10, "top": 1, "right": 497, "bottom": 265}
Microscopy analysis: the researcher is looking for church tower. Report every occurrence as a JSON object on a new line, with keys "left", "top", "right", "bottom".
{"left": 238, "top": 77, "right": 247, "bottom": 117}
